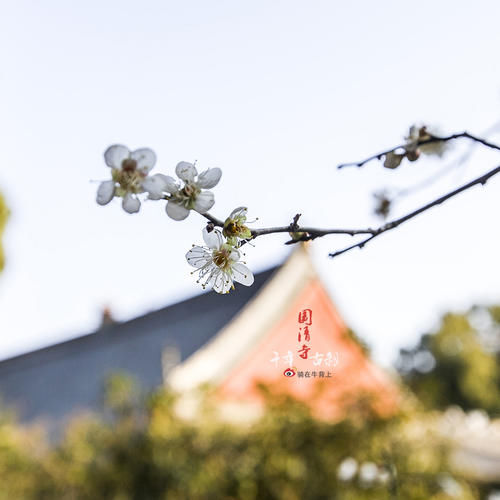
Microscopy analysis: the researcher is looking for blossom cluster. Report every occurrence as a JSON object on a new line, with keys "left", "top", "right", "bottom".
{"left": 96, "top": 145, "right": 254, "bottom": 294}
{"left": 97, "top": 145, "right": 221, "bottom": 217}
{"left": 185, "top": 208, "right": 254, "bottom": 294}
{"left": 95, "top": 122, "right": 448, "bottom": 295}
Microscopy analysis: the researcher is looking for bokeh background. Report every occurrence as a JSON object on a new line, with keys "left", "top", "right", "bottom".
{"left": 3, "top": 3, "right": 500, "bottom": 498}
{"left": 2, "top": 1, "right": 500, "bottom": 365}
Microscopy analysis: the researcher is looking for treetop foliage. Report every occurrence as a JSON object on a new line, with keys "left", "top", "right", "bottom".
{"left": 0, "top": 375, "right": 482, "bottom": 499}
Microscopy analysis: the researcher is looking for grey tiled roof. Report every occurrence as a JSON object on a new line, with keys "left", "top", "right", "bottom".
{"left": 0, "top": 267, "right": 277, "bottom": 425}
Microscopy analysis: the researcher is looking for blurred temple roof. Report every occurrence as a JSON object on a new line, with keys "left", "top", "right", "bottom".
{"left": 0, "top": 264, "right": 276, "bottom": 425}
{"left": 0, "top": 244, "right": 399, "bottom": 428}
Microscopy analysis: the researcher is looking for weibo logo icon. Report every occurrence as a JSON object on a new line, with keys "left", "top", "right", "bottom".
{"left": 283, "top": 368, "right": 296, "bottom": 377}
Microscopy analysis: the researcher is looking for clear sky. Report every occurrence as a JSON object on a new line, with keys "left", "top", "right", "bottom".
{"left": 1, "top": 0, "right": 500, "bottom": 366}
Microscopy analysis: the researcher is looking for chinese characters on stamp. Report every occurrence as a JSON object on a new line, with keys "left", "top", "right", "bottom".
{"left": 269, "top": 308, "right": 339, "bottom": 378}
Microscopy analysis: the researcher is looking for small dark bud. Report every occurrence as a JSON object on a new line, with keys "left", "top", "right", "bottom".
{"left": 373, "top": 191, "right": 392, "bottom": 219}
{"left": 406, "top": 149, "right": 420, "bottom": 162}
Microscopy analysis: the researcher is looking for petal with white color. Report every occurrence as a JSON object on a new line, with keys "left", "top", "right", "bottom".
{"left": 142, "top": 174, "right": 170, "bottom": 200}
{"left": 196, "top": 168, "right": 222, "bottom": 189}
{"left": 193, "top": 191, "right": 214, "bottom": 213}
{"left": 229, "top": 249, "right": 240, "bottom": 262}
{"left": 211, "top": 271, "right": 233, "bottom": 294}
{"left": 175, "top": 161, "right": 197, "bottom": 182}
{"left": 122, "top": 193, "right": 140, "bottom": 214}
{"left": 166, "top": 200, "right": 189, "bottom": 220}
{"left": 96, "top": 180, "right": 116, "bottom": 205}
{"left": 232, "top": 263, "right": 254, "bottom": 286}
{"left": 104, "top": 144, "right": 130, "bottom": 169}
{"left": 202, "top": 227, "right": 223, "bottom": 249}
{"left": 163, "top": 175, "right": 181, "bottom": 194}
{"left": 185, "top": 246, "right": 211, "bottom": 268}
{"left": 131, "top": 148, "right": 157, "bottom": 173}
{"left": 229, "top": 206, "right": 247, "bottom": 219}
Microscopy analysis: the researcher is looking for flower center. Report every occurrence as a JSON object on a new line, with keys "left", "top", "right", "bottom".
{"left": 172, "top": 182, "right": 201, "bottom": 209}
{"left": 223, "top": 216, "right": 251, "bottom": 240}
{"left": 224, "top": 220, "right": 244, "bottom": 236}
{"left": 121, "top": 158, "right": 138, "bottom": 172}
{"left": 212, "top": 247, "right": 232, "bottom": 271}
{"left": 112, "top": 165, "right": 146, "bottom": 195}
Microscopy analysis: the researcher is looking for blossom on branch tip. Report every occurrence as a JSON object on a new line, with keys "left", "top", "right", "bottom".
{"left": 406, "top": 125, "right": 449, "bottom": 158}
{"left": 382, "top": 124, "right": 449, "bottom": 169}
{"left": 185, "top": 227, "right": 254, "bottom": 294}
{"left": 142, "top": 162, "right": 222, "bottom": 221}
{"left": 97, "top": 144, "right": 157, "bottom": 214}
{"left": 223, "top": 206, "right": 253, "bottom": 243}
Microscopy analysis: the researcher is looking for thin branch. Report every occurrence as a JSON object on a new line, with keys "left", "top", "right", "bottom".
{"left": 200, "top": 211, "right": 377, "bottom": 240}
{"left": 328, "top": 164, "right": 500, "bottom": 258}
{"left": 199, "top": 163, "right": 500, "bottom": 257}
{"left": 337, "top": 132, "right": 500, "bottom": 170}
{"left": 252, "top": 226, "right": 375, "bottom": 238}
{"left": 201, "top": 212, "right": 224, "bottom": 227}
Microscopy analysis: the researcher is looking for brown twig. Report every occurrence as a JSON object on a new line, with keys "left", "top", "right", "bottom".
{"left": 329, "top": 164, "right": 500, "bottom": 258}
{"left": 337, "top": 132, "right": 500, "bottom": 170}
{"left": 201, "top": 212, "right": 224, "bottom": 227}
{"left": 252, "top": 226, "right": 375, "bottom": 238}
{"left": 200, "top": 212, "right": 376, "bottom": 240}
{"left": 199, "top": 163, "right": 500, "bottom": 258}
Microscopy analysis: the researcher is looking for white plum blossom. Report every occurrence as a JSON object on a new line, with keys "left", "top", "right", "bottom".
{"left": 223, "top": 206, "right": 253, "bottom": 243}
{"left": 383, "top": 124, "right": 449, "bottom": 169}
{"left": 97, "top": 145, "right": 157, "bottom": 213}
{"left": 143, "top": 162, "right": 222, "bottom": 221}
{"left": 186, "top": 227, "right": 254, "bottom": 294}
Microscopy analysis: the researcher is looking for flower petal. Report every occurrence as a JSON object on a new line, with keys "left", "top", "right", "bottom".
{"left": 193, "top": 191, "right": 214, "bottom": 213}
{"left": 175, "top": 161, "right": 198, "bottom": 182}
{"left": 229, "top": 206, "right": 247, "bottom": 219}
{"left": 131, "top": 148, "right": 157, "bottom": 173}
{"left": 122, "top": 193, "right": 140, "bottom": 214}
{"left": 104, "top": 145, "right": 130, "bottom": 169}
{"left": 96, "top": 180, "right": 116, "bottom": 205}
{"left": 420, "top": 140, "right": 448, "bottom": 157}
{"left": 211, "top": 271, "right": 233, "bottom": 294}
{"left": 164, "top": 176, "right": 180, "bottom": 194}
{"left": 185, "top": 246, "right": 211, "bottom": 268}
{"left": 166, "top": 200, "right": 190, "bottom": 220}
{"left": 229, "top": 249, "right": 240, "bottom": 262}
{"left": 142, "top": 174, "right": 170, "bottom": 200}
{"left": 202, "top": 227, "right": 223, "bottom": 249}
{"left": 196, "top": 168, "right": 222, "bottom": 189}
{"left": 232, "top": 263, "right": 254, "bottom": 286}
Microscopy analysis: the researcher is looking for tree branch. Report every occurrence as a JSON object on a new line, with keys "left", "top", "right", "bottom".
{"left": 199, "top": 163, "right": 500, "bottom": 257}
{"left": 200, "top": 211, "right": 377, "bottom": 241}
{"left": 328, "top": 164, "right": 500, "bottom": 258}
{"left": 201, "top": 212, "right": 224, "bottom": 227}
{"left": 337, "top": 132, "right": 500, "bottom": 170}
{"left": 252, "top": 226, "right": 375, "bottom": 238}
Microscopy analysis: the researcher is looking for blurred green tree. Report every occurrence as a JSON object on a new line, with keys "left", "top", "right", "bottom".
{"left": 0, "top": 378, "right": 480, "bottom": 499}
{"left": 397, "top": 305, "right": 500, "bottom": 415}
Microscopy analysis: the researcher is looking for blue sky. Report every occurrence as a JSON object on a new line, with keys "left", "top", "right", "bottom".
{"left": 1, "top": 0, "right": 500, "bottom": 365}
